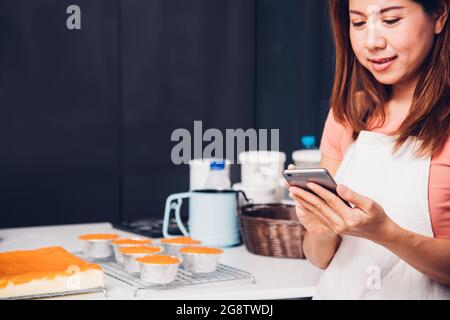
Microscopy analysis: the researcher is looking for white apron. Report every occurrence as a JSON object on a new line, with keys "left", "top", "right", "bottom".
{"left": 314, "top": 130, "right": 450, "bottom": 300}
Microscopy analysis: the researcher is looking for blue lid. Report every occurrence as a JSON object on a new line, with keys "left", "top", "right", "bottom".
{"left": 210, "top": 160, "right": 226, "bottom": 171}
{"left": 301, "top": 136, "right": 317, "bottom": 149}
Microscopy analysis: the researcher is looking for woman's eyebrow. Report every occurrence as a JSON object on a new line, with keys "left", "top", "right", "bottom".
{"left": 349, "top": 6, "right": 405, "bottom": 17}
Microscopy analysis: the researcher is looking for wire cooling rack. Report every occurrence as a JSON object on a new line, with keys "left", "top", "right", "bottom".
{"left": 2, "top": 287, "right": 105, "bottom": 300}
{"left": 76, "top": 253, "right": 256, "bottom": 297}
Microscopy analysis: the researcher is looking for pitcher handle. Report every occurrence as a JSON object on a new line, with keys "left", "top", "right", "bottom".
{"left": 162, "top": 193, "right": 191, "bottom": 238}
{"left": 235, "top": 190, "right": 252, "bottom": 216}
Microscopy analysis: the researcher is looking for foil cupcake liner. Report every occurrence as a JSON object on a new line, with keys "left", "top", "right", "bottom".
{"left": 112, "top": 240, "right": 152, "bottom": 264}
{"left": 181, "top": 252, "right": 221, "bottom": 274}
{"left": 82, "top": 239, "right": 114, "bottom": 260}
{"left": 162, "top": 242, "right": 200, "bottom": 258}
{"left": 123, "top": 253, "right": 151, "bottom": 273}
{"left": 122, "top": 246, "right": 163, "bottom": 273}
{"left": 138, "top": 256, "right": 181, "bottom": 284}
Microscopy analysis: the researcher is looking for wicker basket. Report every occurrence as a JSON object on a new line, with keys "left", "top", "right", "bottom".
{"left": 239, "top": 203, "right": 305, "bottom": 259}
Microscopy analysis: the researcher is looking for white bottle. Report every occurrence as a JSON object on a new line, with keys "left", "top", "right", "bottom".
{"left": 292, "top": 136, "right": 321, "bottom": 169}
{"left": 203, "top": 160, "right": 231, "bottom": 190}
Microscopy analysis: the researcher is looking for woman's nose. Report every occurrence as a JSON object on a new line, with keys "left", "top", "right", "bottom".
{"left": 365, "top": 28, "right": 387, "bottom": 51}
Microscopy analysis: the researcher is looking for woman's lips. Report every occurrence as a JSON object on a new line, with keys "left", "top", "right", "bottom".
{"left": 369, "top": 56, "right": 397, "bottom": 72}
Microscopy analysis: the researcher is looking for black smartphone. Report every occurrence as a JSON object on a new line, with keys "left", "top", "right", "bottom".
{"left": 283, "top": 168, "right": 352, "bottom": 207}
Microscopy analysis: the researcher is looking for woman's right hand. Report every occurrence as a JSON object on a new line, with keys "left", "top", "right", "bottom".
{"left": 293, "top": 199, "right": 338, "bottom": 240}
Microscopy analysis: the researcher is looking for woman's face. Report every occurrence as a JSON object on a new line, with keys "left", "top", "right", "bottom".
{"left": 349, "top": 0, "right": 439, "bottom": 86}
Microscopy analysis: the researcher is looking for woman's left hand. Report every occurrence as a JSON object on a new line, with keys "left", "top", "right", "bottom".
{"left": 289, "top": 183, "right": 398, "bottom": 244}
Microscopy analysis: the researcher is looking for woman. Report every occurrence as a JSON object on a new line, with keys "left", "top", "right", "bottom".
{"left": 288, "top": 0, "right": 450, "bottom": 299}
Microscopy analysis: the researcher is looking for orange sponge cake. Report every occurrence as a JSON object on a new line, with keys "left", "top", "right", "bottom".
{"left": 0, "top": 247, "right": 104, "bottom": 299}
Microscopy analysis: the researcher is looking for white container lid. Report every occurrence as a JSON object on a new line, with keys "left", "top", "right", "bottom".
{"left": 239, "top": 151, "right": 286, "bottom": 164}
{"left": 292, "top": 149, "right": 321, "bottom": 163}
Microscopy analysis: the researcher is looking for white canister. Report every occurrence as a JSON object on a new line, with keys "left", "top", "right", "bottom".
{"left": 239, "top": 151, "right": 286, "bottom": 188}
{"left": 189, "top": 159, "right": 231, "bottom": 191}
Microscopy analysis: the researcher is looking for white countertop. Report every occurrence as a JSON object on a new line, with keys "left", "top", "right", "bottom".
{"left": 0, "top": 222, "right": 323, "bottom": 300}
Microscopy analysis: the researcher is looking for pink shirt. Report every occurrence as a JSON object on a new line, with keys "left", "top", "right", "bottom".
{"left": 320, "top": 109, "right": 450, "bottom": 239}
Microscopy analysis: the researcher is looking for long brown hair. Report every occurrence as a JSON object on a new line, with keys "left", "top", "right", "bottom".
{"left": 328, "top": 0, "right": 450, "bottom": 157}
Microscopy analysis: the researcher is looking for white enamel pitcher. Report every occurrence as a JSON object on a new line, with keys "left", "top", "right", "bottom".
{"left": 162, "top": 189, "right": 250, "bottom": 247}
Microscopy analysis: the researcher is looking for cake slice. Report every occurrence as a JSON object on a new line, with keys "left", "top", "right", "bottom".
{"left": 0, "top": 246, "right": 104, "bottom": 299}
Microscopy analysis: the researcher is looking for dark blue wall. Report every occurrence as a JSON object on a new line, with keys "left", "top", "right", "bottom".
{"left": 256, "top": 0, "right": 333, "bottom": 159}
{"left": 0, "top": 0, "right": 120, "bottom": 227}
{"left": 0, "top": 0, "right": 332, "bottom": 228}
